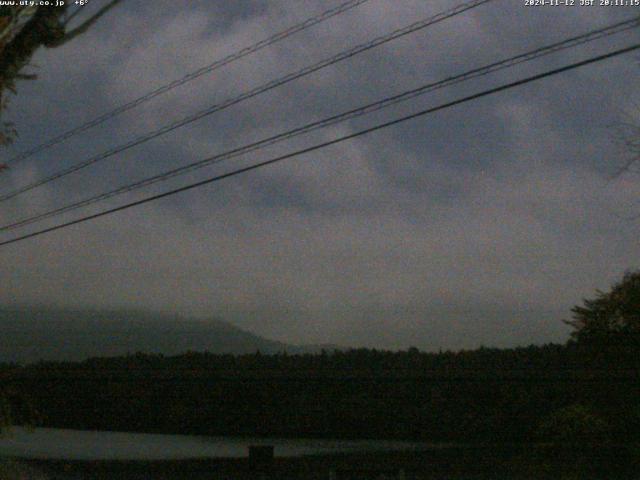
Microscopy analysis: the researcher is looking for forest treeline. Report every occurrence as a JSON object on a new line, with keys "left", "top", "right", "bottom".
{"left": 0, "top": 270, "right": 638, "bottom": 477}
{"left": 1, "top": 342, "right": 638, "bottom": 444}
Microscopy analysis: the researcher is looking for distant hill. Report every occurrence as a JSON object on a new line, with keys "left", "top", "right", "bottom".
{"left": 0, "top": 306, "right": 336, "bottom": 363}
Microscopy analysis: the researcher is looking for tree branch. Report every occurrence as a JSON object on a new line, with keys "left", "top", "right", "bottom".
{"left": 48, "top": 0, "right": 123, "bottom": 48}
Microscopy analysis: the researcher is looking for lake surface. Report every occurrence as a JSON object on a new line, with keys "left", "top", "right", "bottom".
{"left": 0, "top": 427, "right": 423, "bottom": 460}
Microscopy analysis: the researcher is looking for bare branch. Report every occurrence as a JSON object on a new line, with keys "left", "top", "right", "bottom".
{"left": 48, "top": 0, "right": 123, "bottom": 48}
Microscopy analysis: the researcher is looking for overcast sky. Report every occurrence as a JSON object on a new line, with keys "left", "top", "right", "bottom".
{"left": 1, "top": 0, "right": 639, "bottom": 350}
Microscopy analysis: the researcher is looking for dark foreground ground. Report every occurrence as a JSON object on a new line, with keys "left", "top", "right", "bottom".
{"left": 4, "top": 445, "right": 639, "bottom": 480}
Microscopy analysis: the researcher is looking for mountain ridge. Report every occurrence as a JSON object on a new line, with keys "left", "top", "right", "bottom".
{"left": 0, "top": 306, "right": 339, "bottom": 364}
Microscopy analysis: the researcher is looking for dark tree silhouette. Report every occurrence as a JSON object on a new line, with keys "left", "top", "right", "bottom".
{"left": 565, "top": 270, "right": 640, "bottom": 346}
{"left": 0, "top": 1, "right": 122, "bottom": 148}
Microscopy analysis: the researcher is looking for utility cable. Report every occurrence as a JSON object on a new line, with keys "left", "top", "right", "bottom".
{"left": 1, "top": 16, "right": 637, "bottom": 233}
{"left": 1, "top": 42, "right": 637, "bottom": 248}
{"left": 4, "top": 0, "right": 373, "bottom": 165}
{"left": 0, "top": 0, "right": 493, "bottom": 201}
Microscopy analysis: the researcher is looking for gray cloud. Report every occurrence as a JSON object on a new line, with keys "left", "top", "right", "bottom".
{"left": 1, "top": 0, "right": 639, "bottom": 350}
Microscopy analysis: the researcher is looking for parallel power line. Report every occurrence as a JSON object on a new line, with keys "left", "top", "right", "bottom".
{"left": 1, "top": 42, "right": 638, "bottom": 248}
{"left": 2, "top": 17, "right": 637, "bottom": 233}
{"left": 4, "top": 0, "right": 373, "bottom": 165}
{"left": 0, "top": 0, "right": 493, "bottom": 202}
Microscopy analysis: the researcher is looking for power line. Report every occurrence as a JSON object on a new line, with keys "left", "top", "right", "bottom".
{"left": 1, "top": 42, "right": 637, "bottom": 248}
{"left": 4, "top": 0, "right": 373, "bottom": 165}
{"left": 1, "top": 16, "right": 637, "bottom": 233}
{"left": 0, "top": 0, "right": 493, "bottom": 202}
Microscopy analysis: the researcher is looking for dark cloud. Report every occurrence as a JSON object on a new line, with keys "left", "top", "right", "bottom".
{"left": 1, "top": 0, "right": 639, "bottom": 350}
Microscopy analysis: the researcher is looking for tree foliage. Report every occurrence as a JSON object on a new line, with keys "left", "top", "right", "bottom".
{"left": 0, "top": 1, "right": 122, "bottom": 147}
{"left": 2, "top": 344, "right": 638, "bottom": 443}
{"left": 565, "top": 270, "right": 640, "bottom": 346}
{"left": 536, "top": 404, "right": 610, "bottom": 447}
